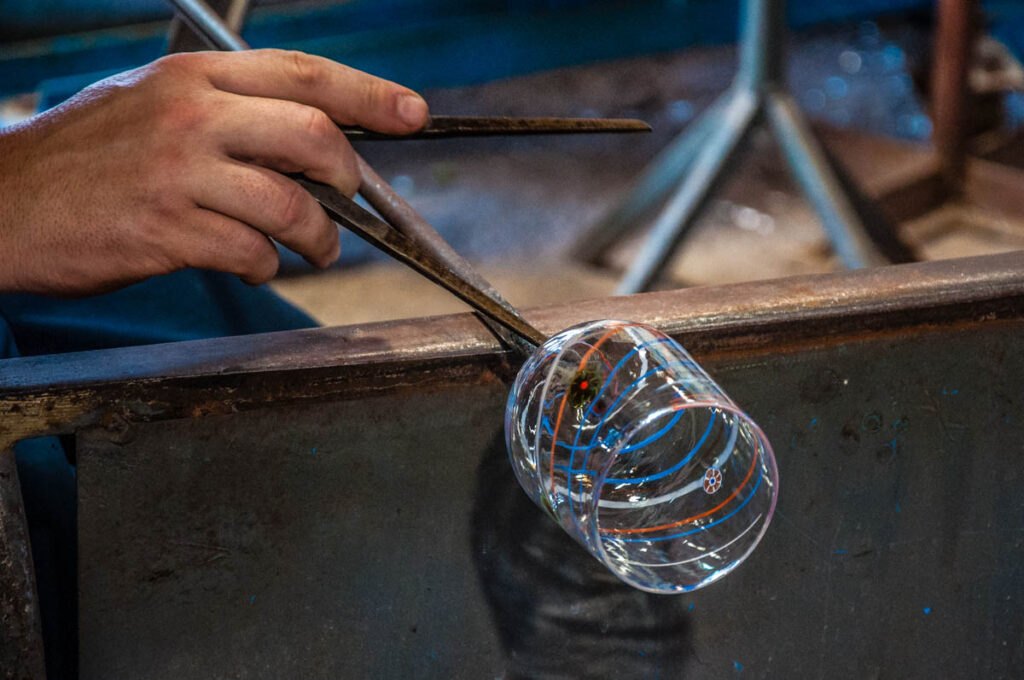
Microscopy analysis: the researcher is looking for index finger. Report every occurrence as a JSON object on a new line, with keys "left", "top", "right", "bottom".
{"left": 198, "top": 49, "right": 429, "bottom": 135}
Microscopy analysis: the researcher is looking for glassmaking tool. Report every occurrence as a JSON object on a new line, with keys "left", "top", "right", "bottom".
{"left": 167, "top": 0, "right": 650, "bottom": 352}
{"left": 339, "top": 116, "right": 651, "bottom": 141}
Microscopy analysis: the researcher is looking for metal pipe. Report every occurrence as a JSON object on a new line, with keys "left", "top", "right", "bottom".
{"left": 167, "top": 0, "right": 249, "bottom": 54}
{"left": 167, "top": 0, "right": 247, "bottom": 51}
{"left": 930, "top": 0, "right": 978, "bottom": 191}
{"left": 616, "top": 89, "right": 759, "bottom": 294}
{"left": 766, "top": 91, "right": 890, "bottom": 269}
{"left": 572, "top": 92, "right": 727, "bottom": 265}
{"left": 736, "top": 0, "right": 785, "bottom": 89}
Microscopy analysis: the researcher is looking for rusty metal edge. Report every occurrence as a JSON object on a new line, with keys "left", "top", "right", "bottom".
{"left": 0, "top": 252, "right": 1023, "bottom": 442}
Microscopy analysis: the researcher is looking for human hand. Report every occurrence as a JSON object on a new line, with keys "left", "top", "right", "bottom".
{"left": 0, "top": 49, "right": 429, "bottom": 295}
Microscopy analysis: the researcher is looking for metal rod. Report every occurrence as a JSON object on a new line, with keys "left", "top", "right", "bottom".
{"left": 766, "top": 91, "right": 891, "bottom": 269}
{"left": 736, "top": 0, "right": 786, "bottom": 88}
{"left": 168, "top": 0, "right": 248, "bottom": 51}
{"left": 0, "top": 445, "right": 46, "bottom": 679}
{"left": 616, "top": 89, "right": 759, "bottom": 295}
{"left": 582, "top": 0, "right": 914, "bottom": 289}
{"left": 572, "top": 92, "right": 727, "bottom": 265}
{"left": 930, "top": 0, "right": 978, "bottom": 191}
{"left": 343, "top": 116, "right": 650, "bottom": 140}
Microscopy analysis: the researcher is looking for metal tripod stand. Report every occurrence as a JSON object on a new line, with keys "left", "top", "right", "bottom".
{"left": 575, "top": 0, "right": 917, "bottom": 294}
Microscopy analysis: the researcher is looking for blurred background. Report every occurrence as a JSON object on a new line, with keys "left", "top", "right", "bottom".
{"left": 3, "top": 0, "right": 1024, "bottom": 325}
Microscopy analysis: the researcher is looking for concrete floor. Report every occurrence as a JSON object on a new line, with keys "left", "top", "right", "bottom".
{"left": 260, "top": 23, "right": 1023, "bottom": 326}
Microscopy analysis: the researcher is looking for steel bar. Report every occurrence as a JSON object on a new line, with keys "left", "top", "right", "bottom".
{"left": 766, "top": 91, "right": 892, "bottom": 269}
{"left": 168, "top": 0, "right": 248, "bottom": 51}
{"left": 736, "top": 0, "right": 784, "bottom": 88}
{"left": 166, "top": 0, "right": 249, "bottom": 54}
{"left": 616, "top": 89, "right": 759, "bottom": 294}
{"left": 571, "top": 93, "right": 727, "bottom": 265}
{"left": 812, "top": 127, "right": 918, "bottom": 263}
{"left": 930, "top": 0, "right": 978, "bottom": 190}
{"left": 167, "top": 0, "right": 545, "bottom": 351}
{"left": 342, "top": 115, "right": 650, "bottom": 140}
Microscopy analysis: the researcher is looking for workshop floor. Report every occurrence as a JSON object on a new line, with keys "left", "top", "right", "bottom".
{"left": 261, "top": 21, "right": 1023, "bottom": 326}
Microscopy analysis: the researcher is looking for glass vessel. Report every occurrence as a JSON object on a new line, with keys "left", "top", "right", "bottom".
{"left": 505, "top": 320, "right": 778, "bottom": 593}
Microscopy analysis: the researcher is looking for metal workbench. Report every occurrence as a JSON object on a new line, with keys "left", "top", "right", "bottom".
{"left": 1, "top": 252, "right": 1023, "bottom": 678}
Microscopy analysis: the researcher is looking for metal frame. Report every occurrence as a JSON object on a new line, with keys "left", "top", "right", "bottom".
{"left": 2, "top": 251, "right": 1024, "bottom": 676}
{"left": 574, "top": 0, "right": 917, "bottom": 294}
{"left": 930, "top": 0, "right": 980, "bottom": 190}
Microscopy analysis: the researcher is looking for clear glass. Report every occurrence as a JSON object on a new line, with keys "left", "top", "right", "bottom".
{"left": 505, "top": 320, "right": 778, "bottom": 593}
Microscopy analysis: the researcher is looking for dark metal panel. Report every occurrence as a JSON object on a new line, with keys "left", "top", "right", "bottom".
{"left": 76, "top": 319, "right": 1024, "bottom": 678}
{"left": 0, "top": 445, "right": 46, "bottom": 680}
{"left": 79, "top": 386, "right": 511, "bottom": 678}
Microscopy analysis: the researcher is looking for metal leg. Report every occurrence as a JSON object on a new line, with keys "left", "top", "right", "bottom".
{"left": 931, "top": 0, "right": 979, "bottom": 190}
{"left": 616, "top": 91, "right": 759, "bottom": 294}
{"left": 765, "top": 91, "right": 892, "bottom": 269}
{"left": 167, "top": 0, "right": 250, "bottom": 53}
{"left": 0, "top": 445, "right": 46, "bottom": 678}
{"left": 573, "top": 92, "right": 728, "bottom": 265}
{"left": 812, "top": 130, "right": 917, "bottom": 263}
{"left": 588, "top": 0, "right": 913, "bottom": 290}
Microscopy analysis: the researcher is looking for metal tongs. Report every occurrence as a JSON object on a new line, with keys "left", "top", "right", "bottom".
{"left": 168, "top": 0, "right": 651, "bottom": 354}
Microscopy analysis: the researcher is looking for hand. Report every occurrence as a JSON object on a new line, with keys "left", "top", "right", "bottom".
{"left": 0, "top": 49, "right": 429, "bottom": 296}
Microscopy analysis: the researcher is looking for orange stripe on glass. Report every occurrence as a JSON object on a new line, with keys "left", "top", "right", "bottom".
{"left": 547, "top": 323, "right": 641, "bottom": 494}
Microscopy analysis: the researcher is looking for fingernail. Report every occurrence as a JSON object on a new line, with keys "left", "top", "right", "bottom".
{"left": 397, "top": 94, "right": 428, "bottom": 128}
